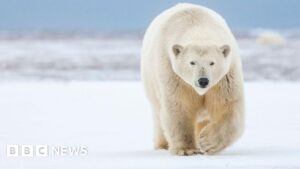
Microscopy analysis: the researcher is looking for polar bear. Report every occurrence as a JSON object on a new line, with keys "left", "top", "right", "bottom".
{"left": 141, "top": 3, "right": 245, "bottom": 155}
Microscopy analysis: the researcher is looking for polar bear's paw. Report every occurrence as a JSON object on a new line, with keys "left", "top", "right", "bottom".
{"left": 199, "top": 125, "right": 227, "bottom": 155}
{"left": 170, "top": 148, "right": 201, "bottom": 156}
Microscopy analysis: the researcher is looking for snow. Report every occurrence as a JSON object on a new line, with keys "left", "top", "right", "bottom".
{"left": 1, "top": 31, "right": 300, "bottom": 81}
{"left": 0, "top": 33, "right": 142, "bottom": 80}
{"left": 0, "top": 81, "right": 299, "bottom": 169}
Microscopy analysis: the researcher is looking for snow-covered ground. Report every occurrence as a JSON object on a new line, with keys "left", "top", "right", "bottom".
{"left": 0, "top": 81, "right": 299, "bottom": 169}
{"left": 0, "top": 30, "right": 300, "bottom": 81}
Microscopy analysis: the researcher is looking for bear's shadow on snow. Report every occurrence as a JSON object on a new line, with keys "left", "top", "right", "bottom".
{"left": 94, "top": 150, "right": 169, "bottom": 158}
{"left": 94, "top": 147, "right": 300, "bottom": 158}
{"left": 222, "top": 147, "right": 300, "bottom": 157}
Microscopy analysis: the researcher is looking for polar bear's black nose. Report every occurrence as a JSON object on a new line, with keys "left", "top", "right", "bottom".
{"left": 198, "top": 78, "right": 209, "bottom": 88}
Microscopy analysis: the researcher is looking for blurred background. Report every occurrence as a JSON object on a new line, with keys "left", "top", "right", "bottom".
{"left": 0, "top": 0, "right": 300, "bottom": 81}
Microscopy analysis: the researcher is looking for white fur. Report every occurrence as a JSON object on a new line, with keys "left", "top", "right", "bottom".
{"left": 141, "top": 3, "right": 245, "bottom": 155}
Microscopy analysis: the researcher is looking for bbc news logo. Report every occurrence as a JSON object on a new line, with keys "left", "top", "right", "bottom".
{"left": 7, "top": 145, "right": 88, "bottom": 157}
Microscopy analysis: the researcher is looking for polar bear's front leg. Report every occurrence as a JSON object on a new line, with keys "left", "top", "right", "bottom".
{"left": 153, "top": 112, "right": 168, "bottom": 150}
{"left": 161, "top": 100, "right": 201, "bottom": 156}
{"left": 199, "top": 102, "right": 244, "bottom": 154}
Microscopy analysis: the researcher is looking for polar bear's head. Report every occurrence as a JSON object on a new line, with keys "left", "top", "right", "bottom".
{"left": 171, "top": 43, "right": 231, "bottom": 95}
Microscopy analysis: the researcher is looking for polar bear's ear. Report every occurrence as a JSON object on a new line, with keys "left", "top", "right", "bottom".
{"left": 220, "top": 45, "right": 230, "bottom": 57}
{"left": 172, "top": 44, "right": 184, "bottom": 57}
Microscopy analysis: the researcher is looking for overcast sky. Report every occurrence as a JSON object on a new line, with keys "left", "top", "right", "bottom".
{"left": 0, "top": 0, "right": 299, "bottom": 31}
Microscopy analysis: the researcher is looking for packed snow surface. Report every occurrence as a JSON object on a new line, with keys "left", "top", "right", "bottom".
{"left": 0, "top": 81, "right": 299, "bottom": 169}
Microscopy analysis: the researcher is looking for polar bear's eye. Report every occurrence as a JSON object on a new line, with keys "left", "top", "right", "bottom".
{"left": 190, "top": 61, "right": 196, "bottom": 65}
{"left": 210, "top": 62, "right": 215, "bottom": 66}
